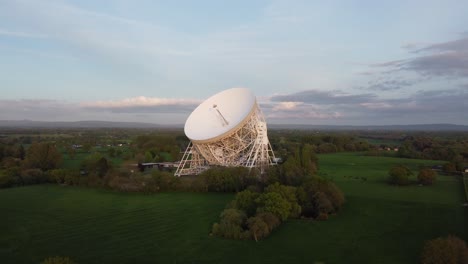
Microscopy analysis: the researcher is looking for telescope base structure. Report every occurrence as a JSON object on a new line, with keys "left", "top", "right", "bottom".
{"left": 174, "top": 105, "right": 276, "bottom": 176}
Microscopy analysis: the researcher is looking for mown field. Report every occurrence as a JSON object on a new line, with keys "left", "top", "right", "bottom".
{"left": 1, "top": 153, "right": 467, "bottom": 264}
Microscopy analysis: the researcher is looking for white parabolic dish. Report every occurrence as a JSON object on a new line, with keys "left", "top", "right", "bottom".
{"left": 184, "top": 88, "right": 256, "bottom": 142}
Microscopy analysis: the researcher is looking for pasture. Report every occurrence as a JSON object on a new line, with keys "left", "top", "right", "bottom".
{"left": 1, "top": 153, "right": 466, "bottom": 263}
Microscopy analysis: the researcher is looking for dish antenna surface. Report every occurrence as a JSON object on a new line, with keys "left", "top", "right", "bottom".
{"left": 175, "top": 88, "right": 276, "bottom": 176}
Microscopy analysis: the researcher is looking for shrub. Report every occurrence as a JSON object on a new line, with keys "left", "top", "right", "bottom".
{"left": 229, "top": 189, "right": 260, "bottom": 217}
{"left": 211, "top": 209, "right": 249, "bottom": 239}
{"left": 388, "top": 165, "right": 412, "bottom": 186}
{"left": 20, "top": 169, "right": 48, "bottom": 185}
{"left": 301, "top": 177, "right": 345, "bottom": 218}
{"left": 256, "top": 192, "right": 291, "bottom": 221}
{"left": 247, "top": 216, "right": 270, "bottom": 242}
{"left": 0, "top": 172, "right": 13, "bottom": 188}
{"left": 41, "top": 256, "right": 75, "bottom": 264}
{"left": 418, "top": 168, "right": 437, "bottom": 185}
{"left": 420, "top": 235, "right": 468, "bottom": 264}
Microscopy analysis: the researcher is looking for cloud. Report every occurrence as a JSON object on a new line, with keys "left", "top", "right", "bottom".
{"left": 1, "top": 87, "right": 467, "bottom": 125}
{"left": 81, "top": 96, "right": 200, "bottom": 113}
{"left": 263, "top": 87, "right": 468, "bottom": 124}
{"left": 374, "top": 36, "right": 468, "bottom": 78}
{"left": 366, "top": 78, "right": 416, "bottom": 91}
{"left": 272, "top": 101, "right": 303, "bottom": 111}
{"left": 270, "top": 90, "right": 375, "bottom": 105}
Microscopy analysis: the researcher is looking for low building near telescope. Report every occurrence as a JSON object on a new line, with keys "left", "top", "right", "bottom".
{"left": 175, "top": 88, "right": 276, "bottom": 176}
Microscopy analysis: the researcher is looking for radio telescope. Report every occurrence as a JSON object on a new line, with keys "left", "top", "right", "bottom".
{"left": 175, "top": 88, "right": 276, "bottom": 176}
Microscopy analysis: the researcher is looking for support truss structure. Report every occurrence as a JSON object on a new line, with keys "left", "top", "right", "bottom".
{"left": 175, "top": 103, "right": 276, "bottom": 177}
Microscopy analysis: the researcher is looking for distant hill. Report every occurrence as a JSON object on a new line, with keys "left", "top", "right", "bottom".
{"left": 0, "top": 120, "right": 178, "bottom": 128}
{"left": 1, "top": 120, "right": 467, "bottom": 131}
{"left": 269, "top": 123, "right": 468, "bottom": 131}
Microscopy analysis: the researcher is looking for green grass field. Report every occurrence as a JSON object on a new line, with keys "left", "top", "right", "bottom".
{"left": 1, "top": 153, "right": 467, "bottom": 263}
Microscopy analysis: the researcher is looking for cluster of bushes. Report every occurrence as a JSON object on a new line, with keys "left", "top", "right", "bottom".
{"left": 397, "top": 136, "right": 468, "bottom": 170}
{"left": 420, "top": 235, "right": 468, "bottom": 264}
{"left": 0, "top": 142, "right": 63, "bottom": 188}
{"left": 212, "top": 179, "right": 345, "bottom": 241}
{"left": 388, "top": 165, "right": 437, "bottom": 186}
{"left": 271, "top": 133, "right": 371, "bottom": 155}
{"left": 41, "top": 256, "right": 76, "bottom": 264}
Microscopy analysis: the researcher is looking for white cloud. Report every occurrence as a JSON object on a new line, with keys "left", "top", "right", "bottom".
{"left": 272, "top": 101, "right": 303, "bottom": 111}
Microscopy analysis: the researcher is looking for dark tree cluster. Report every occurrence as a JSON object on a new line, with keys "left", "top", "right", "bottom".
{"left": 134, "top": 133, "right": 183, "bottom": 162}
{"left": 388, "top": 165, "right": 439, "bottom": 186}
{"left": 420, "top": 235, "right": 468, "bottom": 264}
{"left": 269, "top": 131, "right": 371, "bottom": 157}
{"left": 212, "top": 179, "right": 345, "bottom": 241}
{"left": 388, "top": 165, "right": 413, "bottom": 186}
{"left": 397, "top": 136, "right": 468, "bottom": 172}
{"left": 0, "top": 141, "right": 62, "bottom": 188}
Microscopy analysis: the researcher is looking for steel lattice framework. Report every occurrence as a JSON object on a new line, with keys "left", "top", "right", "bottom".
{"left": 175, "top": 102, "right": 276, "bottom": 176}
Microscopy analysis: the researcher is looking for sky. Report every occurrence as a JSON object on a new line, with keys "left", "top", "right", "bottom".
{"left": 1, "top": 0, "right": 468, "bottom": 125}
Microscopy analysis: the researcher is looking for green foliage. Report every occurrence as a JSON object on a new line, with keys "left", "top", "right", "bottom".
{"left": 247, "top": 216, "right": 269, "bottom": 242}
{"left": 41, "top": 256, "right": 76, "bottom": 264}
{"left": 48, "top": 169, "right": 68, "bottom": 184}
{"left": 229, "top": 190, "right": 260, "bottom": 217}
{"left": 312, "top": 192, "right": 334, "bottom": 216}
{"left": 198, "top": 167, "right": 256, "bottom": 192}
{"left": 20, "top": 168, "right": 47, "bottom": 185}
{"left": 265, "top": 183, "right": 301, "bottom": 218}
{"left": 211, "top": 209, "right": 249, "bottom": 239}
{"left": 388, "top": 165, "right": 412, "bottom": 186}
{"left": 25, "top": 142, "right": 62, "bottom": 171}
{"left": 443, "top": 162, "right": 457, "bottom": 173}
{"left": 81, "top": 153, "right": 111, "bottom": 177}
{"left": 0, "top": 152, "right": 466, "bottom": 264}
{"left": 256, "top": 212, "right": 281, "bottom": 232}
{"left": 301, "top": 177, "right": 345, "bottom": 218}
{"left": 256, "top": 192, "right": 291, "bottom": 221}
{"left": 420, "top": 235, "right": 468, "bottom": 264}
{"left": 0, "top": 171, "right": 13, "bottom": 188}
{"left": 418, "top": 168, "right": 437, "bottom": 185}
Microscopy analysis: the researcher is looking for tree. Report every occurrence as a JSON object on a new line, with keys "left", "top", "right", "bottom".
{"left": 301, "top": 144, "right": 318, "bottom": 175}
{"left": 41, "top": 256, "right": 75, "bottom": 264}
{"left": 81, "top": 153, "right": 111, "bottom": 177}
{"left": 230, "top": 190, "right": 260, "bottom": 217}
{"left": 443, "top": 162, "right": 457, "bottom": 173}
{"left": 300, "top": 177, "right": 345, "bottom": 218}
{"left": 388, "top": 165, "right": 412, "bottom": 185}
{"left": 420, "top": 235, "right": 468, "bottom": 264}
{"left": 144, "top": 151, "right": 153, "bottom": 162}
{"left": 265, "top": 183, "right": 301, "bottom": 218}
{"left": 256, "top": 192, "right": 291, "bottom": 221}
{"left": 313, "top": 191, "right": 334, "bottom": 215}
{"left": 25, "top": 142, "right": 62, "bottom": 171}
{"left": 247, "top": 216, "right": 269, "bottom": 242}
{"left": 212, "top": 209, "right": 249, "bottom": 239}
{"left": 281, "top": 157, "right": 304, "bottom": 186}
{"left": 256, "top": 212, "right": 281, "bottom": 232}
{"left": 418, "top": 168, "right": 437, "bottom": 185}
{"left": 108, "top": 147, "right": 116, "bottom": 157}
{"left": 15, "top": 145, "right": 25, "bottom": 160}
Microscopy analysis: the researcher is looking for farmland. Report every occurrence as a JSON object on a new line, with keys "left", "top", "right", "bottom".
{"left": 1, "top": 153, "right": 466, "bottom": 263}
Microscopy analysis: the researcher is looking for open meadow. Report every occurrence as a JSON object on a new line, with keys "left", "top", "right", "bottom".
{"left": 1, "top": 153, "right": 467, "bottom": 263}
